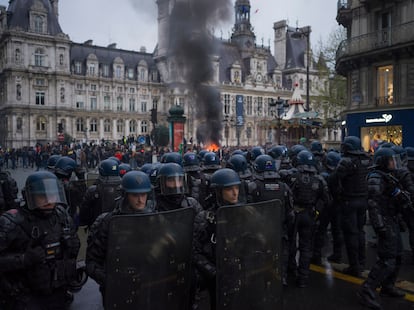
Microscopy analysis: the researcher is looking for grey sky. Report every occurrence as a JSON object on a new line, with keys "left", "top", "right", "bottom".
{"left": 0, "top": 0, "right": 340, "bottom": 52}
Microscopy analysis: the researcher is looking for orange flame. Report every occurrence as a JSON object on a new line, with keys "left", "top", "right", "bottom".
{"left": 206, "top": 143, "right": 220, "bottom": 152}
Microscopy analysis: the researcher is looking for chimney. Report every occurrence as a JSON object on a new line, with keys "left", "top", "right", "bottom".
{"left": 107, "top": 43, "right": 117, "bottom": 49}
{"left": 50, "top": 0, "right": 59, "bottom": 21}
{"left": 273, "top": 20, "right": 287, "bottom": 70}
{"left": 140, "top": 46, "right": 146, "bottom": 53}
{"left": 84, "top": 39, "right": 93, "bottom": 46}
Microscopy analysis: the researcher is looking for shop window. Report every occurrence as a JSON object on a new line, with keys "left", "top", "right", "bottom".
{"left": 361, "top": 125, "right": 402, "bottom": 153}
{"left": 377, "top": 65, "right": 393, "bottom": 105}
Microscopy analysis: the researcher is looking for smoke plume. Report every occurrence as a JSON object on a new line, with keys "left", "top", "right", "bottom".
{"left": 168, "top": 0, "right": 232, "bottom": 145}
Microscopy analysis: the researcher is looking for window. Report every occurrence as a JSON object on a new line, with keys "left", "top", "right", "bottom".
{"left": 75, "top": 62, "right": 82, "bottom": 74}
{"left": 60, "top": 87, "right": 65, "bottom": 102}
{"left": 129, "top": 98, "right": 136, "bottom": 111}
{"left": 140, "top": 68, "right": 146, "bottom": 81}
{"left": 90, "top": 97, "right": 97, "bottom": 110}
{"left": 89, "top": 63, "right": 96, "bottom": 76}
{"left": 377, "top": 65, "right": 393, "bottom": 105}
{"left": 257, "top": 97, "right": 263, "bottom": 116}
{"left": 15, "top": 49, "right": 21, "bottom": 63}
{"left": 117, "top": 97, "right": 123, "bottom": 111}
{"left": 104, "top": 85, "right": 110, "bottom": 92}
{"left": 104, "top": 96, "right": 111, "bottom": 110}
{"left": 59, "top": 54, "right": 64, "bottom": 66}
{"left": 90, "top": 119, "right": 98, "bottom": 132}
{"left": 91, "top": 84, "right": 97, "bottom": 91}
{"left": 36, "top": 116, "right": 46, "bottom": 131}
{"left": 299, "top": 79, "right": 304, "bottom": 90}
{"left": 128, "top": 68, "right": 134, "bottom": 79}
{"left": 76, "top": 83, "right": 83, "bottom": 90}
{"left": 224, "top": 94, "right": 230, "bottom": 114}
{"left": 141, "top": 120, "right": 148, "bottom": 133}
{"left": 116, "top": 119, "right": 124, "bottom": 133}
{"left": 76, "top": 118, "right": 84, "bottom": 132}
{"left": 35, "top": 92, "right": 45, "bottom": 105}
{"left": 116, "top": 65, "right": 122, "bottom": 78}
{"left": 141, "top": 101, "right": 147, "bottom": 113}
{"left": 130, "top": 88, "right": 135, "bottom": 93}
{"left": 16, "top": 84, "right": 21, "bottom": 100}
{"left": 287, "top": 78, "right": 293, "bottom": 90}
{"left": 36, "top": 79, "right": 45, "bottom": 86}
{"left": 16, "top": 118, "right": 22, "bottom": 131}
{"left": 102, "top": 65, "right": 109, "bottom": 77}
{"left": 129, "top": 120, "right": 137, "bottom": 133}
{"left": 246, "top": 96, "right": 252, "bottom": 115}
{"left": 34, "top": 15, "right": 44, "bottom": 33}
{"left": 104, "top": 119, "right": 111, "bottom": 133}
{"left": 117, "top": 87, "right": 123, "bottom": 93}
{"left": 76, "top": 101, "right": 84, "bottom": 109}
{"left": 34, "top": 48, "right": 44, "bottom": 67}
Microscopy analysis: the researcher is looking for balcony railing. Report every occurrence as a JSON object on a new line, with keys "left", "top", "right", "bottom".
{"left": 337, "top": 21, "right": 414, "bottom": 60}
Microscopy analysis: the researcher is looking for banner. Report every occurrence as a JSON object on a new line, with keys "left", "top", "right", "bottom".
{"left": 236, "top": 95, "right": 244, "bottom": 126}
{"left": 173, "top": 122, "right": 184, "bottom": 152}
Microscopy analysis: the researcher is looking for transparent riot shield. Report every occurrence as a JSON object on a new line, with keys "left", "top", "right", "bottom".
{"left": 104, "top": 207, "right": 195, "bottom": 310}
{"left": 216, "top": 199, "right": 283, "bottom": 310}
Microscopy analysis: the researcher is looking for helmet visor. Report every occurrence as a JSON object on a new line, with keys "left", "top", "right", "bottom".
{"left": 26, "top": 179, "right": 67, "bottom": 210}
{"left": 160, "top": 175, "right": 188, "bottom": 195}
{"left": 389, "top": 155, "right": 402, "bottom": 170}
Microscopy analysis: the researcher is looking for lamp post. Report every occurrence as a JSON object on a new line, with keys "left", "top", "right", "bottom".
{"left": 224, "top": 115, "right": 242, "bottom": 147}
{"left": 269, "top": 97, "right": 288, "bottom": 145}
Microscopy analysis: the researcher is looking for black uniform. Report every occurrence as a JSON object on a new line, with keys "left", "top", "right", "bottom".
{"left": 0, "top": 206, "right": 80, "bottom": 309}
{"left": 335, "top": 153, "right": 370, "bottom": 275}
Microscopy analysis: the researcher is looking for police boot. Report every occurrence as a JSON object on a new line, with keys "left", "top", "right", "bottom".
{"left": 379, "top": 286, "right": 405, "bottom": 298}
{"left": 357, "top": 285, "right": 382, "bottom": 310}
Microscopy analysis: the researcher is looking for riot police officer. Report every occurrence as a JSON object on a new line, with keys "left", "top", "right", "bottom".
{"left": 358, "top": 148, "right": 407, "bottom": 310}
{"left": 54, "top": 156, "right": 77, "bottom": 219}
{"left": 118, "top": 163, "right": 132, "bottom": 178}
{"left": 310, "top": 140, "right": 326, "bottom": 173}
{"left": 0, "top": 171, "right": 80, "bottom": 309}
{"left": 79, "top": 159, "right": 122, "bottom": 226}
{"left": 155, "top": 163, "right": 203, "bottom": 213}
{"left": 199, "top": 152, "right": 222, "bottom": 209}
{"left": 289, "top": 150, "right": 330, "bottom": 288}
{"left": 268, "top": 145, "right": 291, "bottom": 170}
{"left": 183, "top": 152, "right": 203, "bottom": 202}
{"left": 46, "top": 154, "right": 62, "bottom": 172}
{"left": 161, "top": 151, "right": 183, "bottom": 166}
{"left": 193, "top": 168, "right": 242, "bottom": 309}
{"left": 86, "top": 170, "right": 154, "bottom": 298}
{"left": 335, "top": 136, "right": 371, "bottom": 276}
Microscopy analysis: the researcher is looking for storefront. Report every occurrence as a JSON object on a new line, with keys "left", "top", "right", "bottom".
{"left": 345, "top": 109, "right": 414, "bottom": 152}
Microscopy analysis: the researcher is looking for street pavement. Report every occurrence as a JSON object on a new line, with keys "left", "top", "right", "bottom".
{"left": 4, "top": 167, "right": 414, "bottom": 309}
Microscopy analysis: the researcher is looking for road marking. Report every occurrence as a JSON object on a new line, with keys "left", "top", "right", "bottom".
{"left": 310, "top": 264, "right": 414, "bottom": 303}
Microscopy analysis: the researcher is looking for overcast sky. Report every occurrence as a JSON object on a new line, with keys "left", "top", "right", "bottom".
{"left": 0, "top": 0, "right": 340, "bottom": 53}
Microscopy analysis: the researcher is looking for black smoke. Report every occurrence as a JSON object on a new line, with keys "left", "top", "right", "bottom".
{"left": 168, "top": 0, "right": 232, "bottom": 145}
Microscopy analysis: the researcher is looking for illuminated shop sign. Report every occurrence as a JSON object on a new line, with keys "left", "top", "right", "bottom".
{"left": 365, "top": 114, "right": 393, "bottom": 124}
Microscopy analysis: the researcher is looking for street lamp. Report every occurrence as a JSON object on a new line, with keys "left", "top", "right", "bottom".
{"left": 269, "top": 97, "right": 289, "bottom": 145}
{"left": 223, "top": 115, "right": 242, "bottom": 147}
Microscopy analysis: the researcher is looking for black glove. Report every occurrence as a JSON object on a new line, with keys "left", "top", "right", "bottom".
{"left": 23, "top": 246, "right": 45, "bottom": 267}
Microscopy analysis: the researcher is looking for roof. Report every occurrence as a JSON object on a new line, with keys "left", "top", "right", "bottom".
{"left": 7, "top": 0, "right": 63, "bottom": 35}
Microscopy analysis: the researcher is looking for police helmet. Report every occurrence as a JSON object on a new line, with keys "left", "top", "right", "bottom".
{"left": 24, "top": 171, "right": 67, "bottom": 210}
{"left": 183, "top": 152, "right": 200, "bottom": 172}
{"left": 341, "top": 136, "right": 364, "bottom": 155}
{"left": 140, "top": 163, "right": 153, "bottom": 175}
{"left": 149, "top": 163, "right": 162, "bottom": 186}
{"left": 210, "top": 168, "right": 241, "bottom": 189}
{"left": 99, "top": 159, "right": 119, "bottom": 177}
{"left": 119, "top": 163, "right": 132, "bottom": 178}
{"left": 391, "top": 145, "right": 407, "bottom": 166}
{"left": 326, "top": 151, "right": 341, "bottom": 170}
{"left": 268, "top": 145, "right": 288, "bottom": 160}
{"left": 406, "top": 146, "right": 414, "bottom": 161}
{"left": 249, "top": 146, "right": 265, "bottom": 161}
{"left": 374, "top": 147, "right": 400, "bottom": 171}
{"left": 203, "top": 152, "right": 221, "bottom": 170}
{"left": 253, "top": 154, "right": 279, "bottom": 179}
{"left": 54, "top": 156, "right": 76, "bottom": 179}
{"left": 160, "top": 152, "right": 183, "bottom": 166}
{"left": 226, "top": 154, "right": 251, "bottom": 179}
{"left": 157, "top": 163, "right": 187, "bottom": 195}
{"left": 47, "top": 154, "right": 61, "bottom": 171}
{"left": 378, "top": 142, "right": 395, "bottom": 149}
{"left": 231, "top": 149, "right": 245, "bottom": 157}
{"left": 310, "top": 141, "right": 324, "bottom": 155}
{"left": 198, "top": 150, "right": 208, "bottom": 161}
{"left": 121, "top": 171, "right": 152, "bottom": 194}
{"left": 296, "top": 150, "right": 317, "bottom": 172}
{"left": 108, "top": 156, "right": 121, "bottom": 165}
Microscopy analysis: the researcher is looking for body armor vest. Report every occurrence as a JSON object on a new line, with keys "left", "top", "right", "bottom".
{"left": 292, "top": 172, "right": 321, "bottom": 207}
{"left": 342, "top": 156, "right": 370, "bottom": 198}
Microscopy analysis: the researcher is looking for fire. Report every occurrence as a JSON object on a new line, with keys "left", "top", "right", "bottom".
{"left": 206, "top": 143, "right": 220, "bottom": 152}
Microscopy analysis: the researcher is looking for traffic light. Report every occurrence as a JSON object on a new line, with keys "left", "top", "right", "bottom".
{"left": 151, "top": 108, "right": 157, "bottom": 124}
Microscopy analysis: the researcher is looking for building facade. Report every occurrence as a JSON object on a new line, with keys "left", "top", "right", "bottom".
{"left": 336, "top": 0, "right": 414, "bottom": 151}
{"left": 0, "top": 0, "right": 330, "bottom": 149}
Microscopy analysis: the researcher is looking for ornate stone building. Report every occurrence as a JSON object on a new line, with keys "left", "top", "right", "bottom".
{"left": 0, "top": 0, "right": 329, "bottom": 148}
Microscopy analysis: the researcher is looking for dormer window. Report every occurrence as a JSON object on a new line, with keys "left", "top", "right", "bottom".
{"left": 34, "top": 15, "right": 44, "bottom": 33}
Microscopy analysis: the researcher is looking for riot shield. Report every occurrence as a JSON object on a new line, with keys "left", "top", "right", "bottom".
{"left": 98, "top": 179, "right": 122, "bottom": 213}
{"left": 216, "top": 199, "right": 283, "bottom": 310}
{"left": 104, "top": 207, "right": 195, "bottom": 310}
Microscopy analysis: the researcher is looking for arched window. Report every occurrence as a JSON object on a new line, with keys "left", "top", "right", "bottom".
{"left": 36, "top": 116, "right": 46, "bottom": 131}
{"left": 287, "top": 78, "right": 293, "bottom": 90}
{"left": 129, "top": 120, "right": 137, "bottom": 133}
{"left": 116, "top": 119, "right": 124, "bottom": 133}
{"left": 76, "top": 118, "right": 84, "bottom": 132}
{"left": 60, "top": 87, "right": 65, "bottom": 102}
{"left": 59, "top": 54, "right": 64, "bottom": 66}
{"left": 34, "top": 15, "right": 44, "bottom": 33}
{"left": 140, "top": 68, "right": 146, "bottom": 81}
{"left": 15, "top": 49, "right": 21, "bottom": 63}
{"left": 141, "top": 120, "right": 148, "bottom": 133}
{"left": 34, "top": 48, "right": 44, "bottom": 67}
{"left": 90, "top": 119, "right": 98, "bottom": 132}
{"left": 16, "top": 117, "right": 22, "bottom": 131}
{"left": 104, "top": 119, "right": 111, "bottom": 132}
{"left": 116, "top": 65, "right": 122, "bottom": 79}
{"left": 16, "top": 84, "right": 21, "bottom": 100}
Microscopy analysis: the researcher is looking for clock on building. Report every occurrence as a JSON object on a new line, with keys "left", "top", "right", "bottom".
{"left": 256, "top": 73, "right": 263, "bottom": 82}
